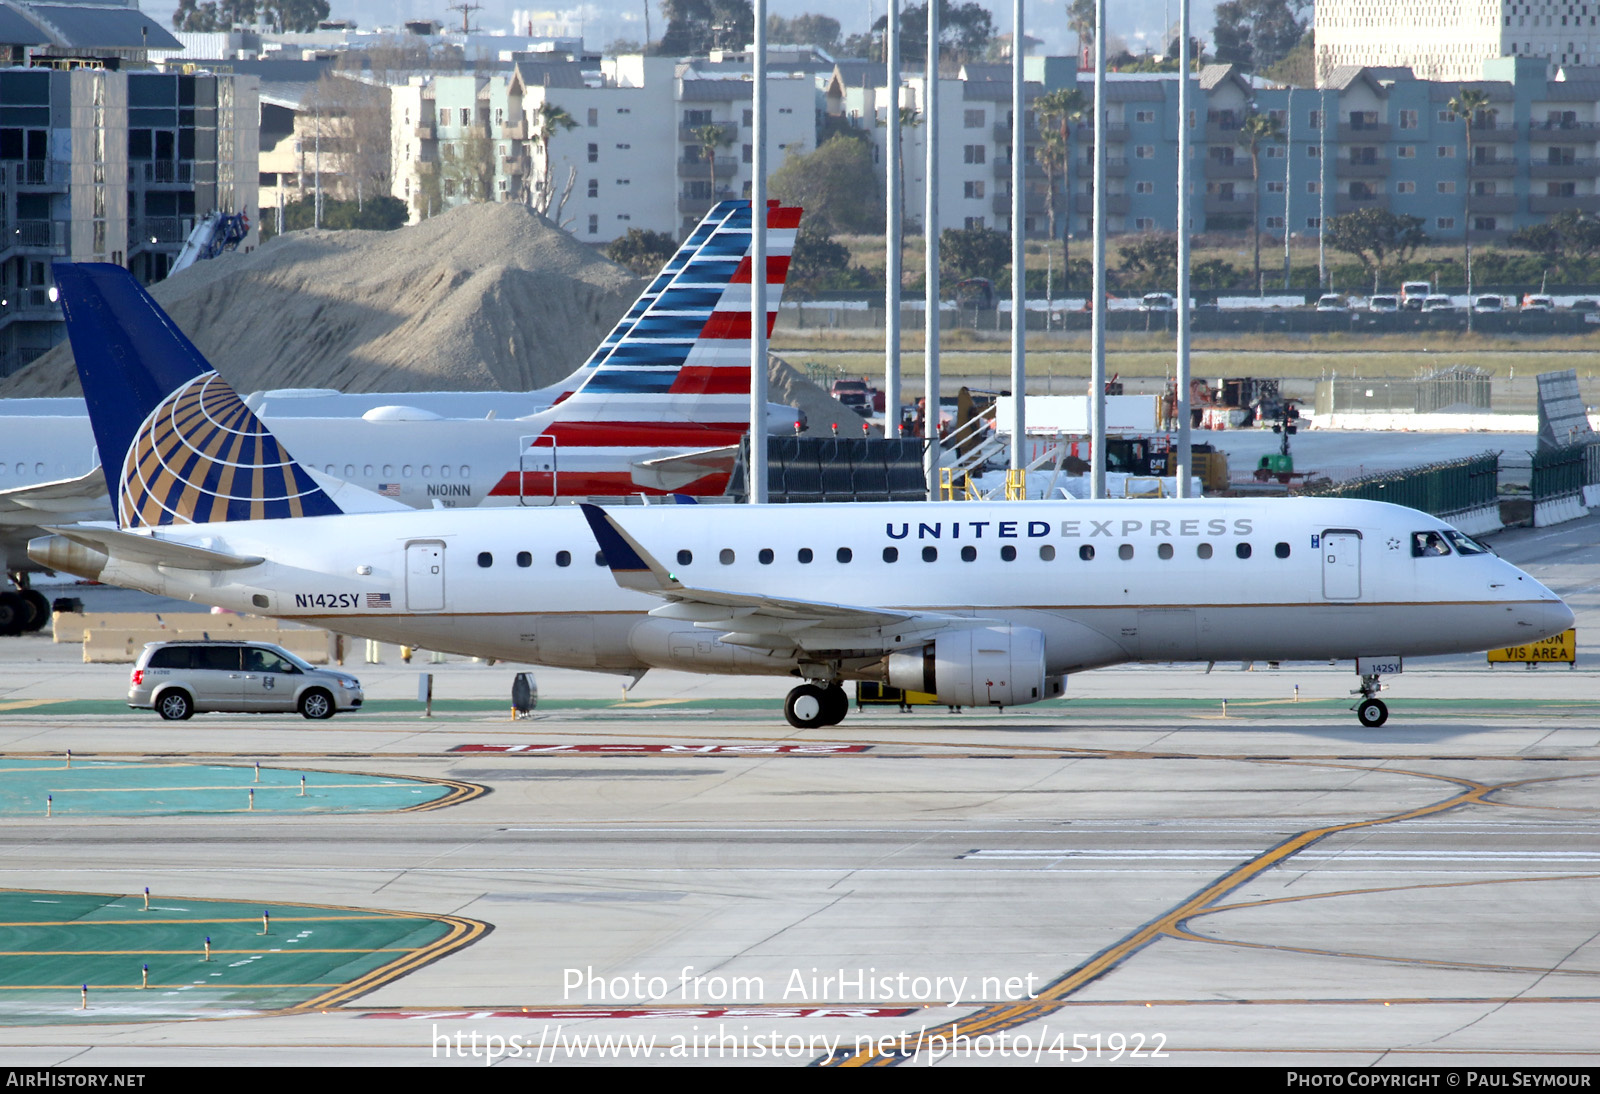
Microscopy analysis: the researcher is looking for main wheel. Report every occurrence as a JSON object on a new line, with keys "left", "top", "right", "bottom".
{"left": 1356, "top": 698, "right": 1388, "bottom": 728}
{"left": 0, "top": 591, "right": 23, "bottom": 637}
{"left": 784, "top": 684, "right": 829, "bottom": 729}
{"left": 20, "top": 590, "right": 49, "bottom": 632}
{"left": 820, "top": 684, "right": 849, "bottom": 726}
{"left": 157, "top": 690, "right": 194, "bottom": 721}
{"left": 299, "top": 689, "right": 336, "bottom": 720}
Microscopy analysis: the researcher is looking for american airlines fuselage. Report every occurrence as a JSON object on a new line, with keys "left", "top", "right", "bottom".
{"left": 38, "top": 497, "right": 1571, "bottom": 684}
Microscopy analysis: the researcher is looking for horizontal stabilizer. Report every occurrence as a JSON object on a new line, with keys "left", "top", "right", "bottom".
{"left": 40, "top": 523, "right": 263, "bottom": 571}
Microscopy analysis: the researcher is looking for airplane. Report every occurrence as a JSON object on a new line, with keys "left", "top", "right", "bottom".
{"left": 0, "top": 201, "right": 801, "bottom": 629}
{"left": 28, "top": 260, "right": 1575, "bottom": 729}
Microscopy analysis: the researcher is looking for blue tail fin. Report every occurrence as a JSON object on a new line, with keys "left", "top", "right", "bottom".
{"left": 52, "top": 262, "right": 343, "bottom": 528}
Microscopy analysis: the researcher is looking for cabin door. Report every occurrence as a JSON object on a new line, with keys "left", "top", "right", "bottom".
{"left": 405, "top": 540, "right": 446, "bottom": 611}
{"left": 520, "top": 434, "right": 557, "bottom": 506}
{"left": 1321, "top": 530, "right": 1362, "bottom": 600}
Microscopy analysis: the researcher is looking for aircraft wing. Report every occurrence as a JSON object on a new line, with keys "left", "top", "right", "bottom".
{"left": 580, "top": 503, "right": 994, "bottom": 653}
{"left": 0, "top": 470, "right": 111, "bottom": 523}
{"left": 38, "top": 524, "right": 264, "bottom": 571}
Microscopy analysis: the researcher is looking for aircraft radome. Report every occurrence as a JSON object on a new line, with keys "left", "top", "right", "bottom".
{"left": 28, "top": 262, "right": 1574, "bottom": 729}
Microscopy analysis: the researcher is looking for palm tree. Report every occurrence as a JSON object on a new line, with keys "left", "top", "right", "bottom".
{"left": 1238, "top": 110, "right": 1285, "bottom": 292}
{"left": 1449, "top": 87, "right": 1491, "bottom": 323}
{"left": 1067, "top": 0, "right": 1094, "bottom": 62}
{"left": 1034, "top": 87, "right": 1087, "bottom": 290}
{"left": 533, "top": 103, "right": 577, "bottom": 214}
{"left": 693, "top": 123, "right": 734, "bottom": 205}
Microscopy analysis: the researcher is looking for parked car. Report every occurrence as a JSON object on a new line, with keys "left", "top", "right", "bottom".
{"left": 1472, "top": 294, "right": 1505, "bottom": 313}
{"left": 128, "top": 640, "right": 364, "bottom": 720}
{"left": 1315, "top": 293, "right": 1349, "bottom": 312}
{"left": 1401, "top": 281, "right": 1432, "bottom": 310}
{"left": 1367, "top": 295, "right": 1400, "bottom": 313}
{"left": 1421, "top": 294, "right": 1458, "bottom": 312}
{"left": 829, "top": 378, "right": 877, "bottom": 418}
{"left": 1522, "top": 293, "right": 1555, "bottom": 312}
{"left": 1140, "top": 292, "right": 1176, "bottom": 311}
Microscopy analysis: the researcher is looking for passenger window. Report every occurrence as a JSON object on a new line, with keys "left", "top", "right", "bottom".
{"left": 883, "top": 546, "right": 899, "bottom": 563}
{"left": 759, "top": 548, "right": 774, "bottom": 564}
{"left": 1412, "top": 531, "right": 1451, "bottom": 557}
{"left": 1197, "top": 542, "right": 1213, "bottom": 559}
{"left": 477, "top": 552, "right": 493, "bottom": 567}
{"left": 1275, "top": 542, "right": 1291, "bottom": 559}
{"left": 197, "top": 647, "right": 240, "bottom": 671}
{"left": 677, "top": 549, "right": 693, "bottom": 565}
{"left": 1079, "top": 545, "right": 1095, "bottom": 561}
{"left": 999, "top": 545, "right": 1016, "bottom": 561}
{"left": 1236, "top": 543, "right": 1252, "bottom": 559}
{"left": 1118, "top": 544, "right": 1134, "bottom": 560}
{"left": 836, "top": 547, "right": 853, "bottom": 563}
{"left": 149, "top": 647, "right": 191, "bottom": 669}
{"left": 1157, "top": 543, "right": 1173, "bottom": 560}
{"left": 1039, "top": 544, "right": 1055, "bottom": 561}
{"left": 798, "top": 548, "right": 813, "bottom": 563}
{"left": 923, "top": 546, "right": 938, "bottom": 562}
{"left": 516, "top": 551, "right": 531, "bottom": 567}
{"left": 556, "top": 550, "right": 571, "bottom": 567}
{"left": 961, "top": 545, "right": 977, "bottom": 562}
{"left": 719, "top": 548, "right": 735, "bottom": 564}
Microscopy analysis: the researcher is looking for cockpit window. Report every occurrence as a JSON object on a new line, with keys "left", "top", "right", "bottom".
{"left": 1411, "top": 531, "right": 1452, "bottom": 557}
{"left": 1444, "top": 530, "right": 1491, "bottom": 556}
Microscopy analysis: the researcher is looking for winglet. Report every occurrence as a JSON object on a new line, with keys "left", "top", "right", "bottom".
{"left": 579, "top": 503, "right": 681, "bottom": 593}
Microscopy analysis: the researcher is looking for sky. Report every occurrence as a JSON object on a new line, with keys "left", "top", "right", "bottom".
{"left": 140, "top": 1, "right": 1230, "bottom": 60}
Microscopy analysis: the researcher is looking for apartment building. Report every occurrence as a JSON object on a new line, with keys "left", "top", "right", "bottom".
{"left": 827, "top": 54, "right": 1600, "bottom": 247}
{"left": 0, "top": 2, "right": 258, "bottom": 377}
{"left": 1315, "top": 0, "right": 1600, "bottom": 83}
{"left": 391, "top": 53, "right": 817, "bottom": 242}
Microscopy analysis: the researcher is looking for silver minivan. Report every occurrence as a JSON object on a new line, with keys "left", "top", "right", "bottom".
{"left": 128, "top": 640, "right": 364, "bottom": 720}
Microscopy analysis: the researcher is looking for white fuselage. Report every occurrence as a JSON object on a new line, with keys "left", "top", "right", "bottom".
{"left": 43, "top": 497, "right": 1573, "bottom": 682}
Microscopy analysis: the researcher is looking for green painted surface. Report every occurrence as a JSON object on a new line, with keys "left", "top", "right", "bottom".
{"left": 0, "top": 758, "right": 454, "bottom": 816}
{"left": 0, "top": 890, "right": 458, "bottom": 1025}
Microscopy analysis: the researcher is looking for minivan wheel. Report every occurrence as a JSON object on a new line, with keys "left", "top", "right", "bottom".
{"left": 157, "top": 690, "right": 194, "bottom": 721}
{"left": 299, "top": 689, "right": 335, "bottom": 720}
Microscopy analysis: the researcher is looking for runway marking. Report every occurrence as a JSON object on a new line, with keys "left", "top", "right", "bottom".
{"left": 826, "top": 760, "right": 1536, "bottom": 1067}
{"left": 1168, "top": 872, "right": 1600, "bottom": 978}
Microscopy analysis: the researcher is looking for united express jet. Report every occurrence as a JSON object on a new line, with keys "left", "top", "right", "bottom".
{"left": 29, "top": 260, "right": 1573, "bottom": 729}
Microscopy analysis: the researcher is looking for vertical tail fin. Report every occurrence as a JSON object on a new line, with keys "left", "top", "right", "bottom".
{"left": 540, "top": 200, "right": 800, "bottom": 442}
{"left": 52, "top": 262, "right": 343, "bottom": 528}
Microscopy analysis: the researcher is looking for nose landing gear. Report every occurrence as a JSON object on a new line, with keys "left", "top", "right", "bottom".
{"left": 1352, "top": 671, "right": 1388, "bottom": 727}
{"left": 784, "top": 682, "right": 850, "bottom": 728}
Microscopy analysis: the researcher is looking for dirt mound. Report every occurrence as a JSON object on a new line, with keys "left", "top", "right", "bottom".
{"left": 0, "top": 203, "right": 644, "bottom": 397}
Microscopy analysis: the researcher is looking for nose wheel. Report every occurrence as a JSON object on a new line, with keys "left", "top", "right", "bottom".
{"left": 1351, "top": 671, "right": 1389, "bottom": 727}
{"left": 784, "top": 683, "right": 849, "bottom": 728}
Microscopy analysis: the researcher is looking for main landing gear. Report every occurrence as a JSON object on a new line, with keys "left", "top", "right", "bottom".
{"left": 1352, "top": 671, "right": 1388, "bottom": 728}
{"left": 784, "top": 682, "right": 849, "bottom": 728}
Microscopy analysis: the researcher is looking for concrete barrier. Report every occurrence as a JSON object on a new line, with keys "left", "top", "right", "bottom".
{"left": 65, "top": 613, "right": 329, "bottom": 663}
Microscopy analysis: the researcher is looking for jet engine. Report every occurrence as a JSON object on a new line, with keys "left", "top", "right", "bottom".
{"left": 885, "top": 625, "right": 1054, "bottom": 708}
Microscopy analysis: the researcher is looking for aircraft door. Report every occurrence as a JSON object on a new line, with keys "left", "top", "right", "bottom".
{"left": 520, "top": 434, "right": 557, "bottom": 506}
{"left": 1321, "top": 530, "right": 1361, "bottom": 599}
{"left": 406, "top": 540, "right": 446, "bottom": 611}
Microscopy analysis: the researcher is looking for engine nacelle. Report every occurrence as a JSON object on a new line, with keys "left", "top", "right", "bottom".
{"left": 886, "top": 626, "right": 1051, "bottom": 708}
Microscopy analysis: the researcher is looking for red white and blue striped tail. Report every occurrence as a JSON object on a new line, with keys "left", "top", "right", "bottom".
{"left": 532, "top": 199, "right": 800, "bottom": 451}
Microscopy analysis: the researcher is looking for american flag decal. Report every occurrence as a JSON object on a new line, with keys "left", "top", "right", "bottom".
{"left": 377, "top": 483, "right": 401, "bottom": 497}
{"left": 366, "top": 593, "right": 392, "bottom": 608}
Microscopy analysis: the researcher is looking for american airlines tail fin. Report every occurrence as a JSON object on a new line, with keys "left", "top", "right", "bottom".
{"left": 52, "top": 262, "right": 343, "bottom": 529}
{"left": 536, "top": 200, "right": 801, "bottom": 444}
{"left": 548, "top": 200, "right": 800, "bottom": 410}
